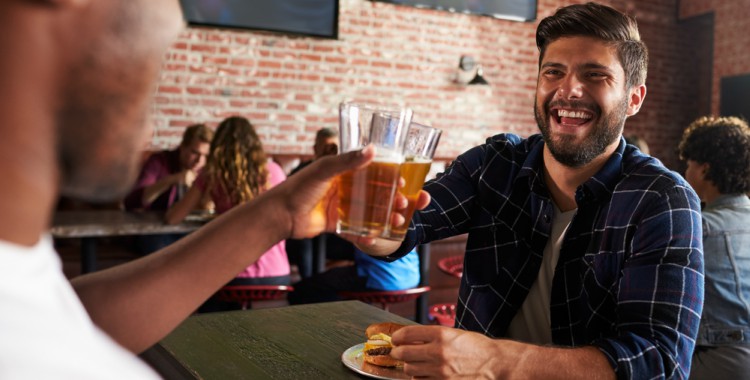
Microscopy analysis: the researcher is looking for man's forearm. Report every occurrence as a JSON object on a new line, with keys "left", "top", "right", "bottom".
{"left": 141, "top": 173, "right": 180, "bottom": 205}
{"left": 71, "top": 189, "right": 291, "bottom": 353}
{"left": 501, "top": 341, "right": 615, "bottom": 380}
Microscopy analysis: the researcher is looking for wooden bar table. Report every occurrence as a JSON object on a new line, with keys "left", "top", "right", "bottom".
{"left": 51, "top": 210, "right": 208, "bottom": 273}
{"left": 142, "top": 301, "right": 416, "bottom": 379}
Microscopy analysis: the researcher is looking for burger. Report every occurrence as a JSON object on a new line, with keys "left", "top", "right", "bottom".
{"left": 363, "top": 322, "right": 405, "bottom": 367}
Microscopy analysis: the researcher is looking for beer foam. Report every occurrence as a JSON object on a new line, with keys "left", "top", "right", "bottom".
{"left": 404, "top": 156, "right": 432, "bottom": 164}
{"left": 373, "top": 149, "right": 404, "bottom": 164}
{"left": 373, "top": 155, "right": 403, "bottom": 164}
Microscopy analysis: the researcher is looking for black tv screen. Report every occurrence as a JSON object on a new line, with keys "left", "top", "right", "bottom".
{"left": 179, "top": 0, "right": 339, "bottom": 39}
{"left": 372, "top": 0, "right": 536, "bottom": 22}
{"left": 721, "top": 74, "right": 750, "bottom": 120}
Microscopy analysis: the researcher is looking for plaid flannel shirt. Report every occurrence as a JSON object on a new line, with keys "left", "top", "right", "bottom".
{"left": 394, "top": 133, "right": 704, "bottom": 379}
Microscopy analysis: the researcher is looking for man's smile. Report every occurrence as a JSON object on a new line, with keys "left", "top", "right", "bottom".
{"left": 550, "top": 107, "right": 595, "bottom": 131}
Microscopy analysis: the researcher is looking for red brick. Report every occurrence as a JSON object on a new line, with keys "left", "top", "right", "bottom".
{"left": 149, "top": 0, "right": 737, "bottom": 164}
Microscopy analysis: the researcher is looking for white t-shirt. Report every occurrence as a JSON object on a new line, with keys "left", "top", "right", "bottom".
{"left": 506, "top": 206, "right": 576, "bottom": 345}
{"left": 0, "top": 235, "right": 160, "bottom": 379}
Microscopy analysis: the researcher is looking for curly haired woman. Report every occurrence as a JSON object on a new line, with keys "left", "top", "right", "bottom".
{"left": 166, "top": 116, "right": 291, "bottom": 296}
{"left": 678, "top": 115, "right": 750, "bottom": 379}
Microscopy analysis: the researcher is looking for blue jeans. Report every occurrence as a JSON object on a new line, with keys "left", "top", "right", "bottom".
{"left": 288, "top": 266, "right": 367, "bottom": 305}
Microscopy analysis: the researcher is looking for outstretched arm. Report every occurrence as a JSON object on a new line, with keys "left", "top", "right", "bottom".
{"left": 71, "top": 147, "right": 375, "bottom": 353}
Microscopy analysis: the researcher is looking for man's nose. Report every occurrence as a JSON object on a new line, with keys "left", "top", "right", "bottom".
{"left": 556, "top": 74, "right": 584, "bottom": 100}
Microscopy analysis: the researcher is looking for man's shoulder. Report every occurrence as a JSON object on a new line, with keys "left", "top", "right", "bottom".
{"left": 620, "top": 151, "right": 690, "bottom": 194}
{"left": 702, "top": 195, "right": 750, "bottom": 231}
{"left": 610, "top": 151, "right": 700, "bottom": 216}
{"left": 290, "top": 160, "right": 313, "bottom": 175}
{"left": 458, "top": 133, "right": 541, "bottom": 164}
{"left": 142, "top": 149, "right": 178, "bottom": 169}
{"left": 485, "top": 133, "right": 542, "bottom": 150}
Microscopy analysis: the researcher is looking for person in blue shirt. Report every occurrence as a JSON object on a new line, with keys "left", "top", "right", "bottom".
{"left": 288, "top": 243, "right": 420, "bottom": 305}
{"left": 678, "top": 115, "right": 750, "bottom": 379}
{"left": 353, "top": 3, "right": 703, "bottom": 379}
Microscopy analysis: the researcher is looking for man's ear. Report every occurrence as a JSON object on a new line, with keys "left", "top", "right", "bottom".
{"left": 626, "top": 84, "right": 647, "bottom": 116}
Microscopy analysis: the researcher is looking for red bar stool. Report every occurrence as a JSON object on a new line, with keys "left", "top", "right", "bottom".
{"left": 428, "top": 303, "right": 457, "bottom": 326}
{"left": 216, "top": 285, "right": 294, "bottom": 310}
{"left": 430, "top": 255, "right": 463, "bottom": 326}
{"left": 437, "top": 255, "right": 463, "bottom": 278}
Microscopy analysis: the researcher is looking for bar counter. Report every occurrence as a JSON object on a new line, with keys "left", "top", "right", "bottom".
{"left": 51, "top": 210, "right": 209, "bottom": 273}
{"left": 51, "top": 210, "right": 206, "bottom": 238}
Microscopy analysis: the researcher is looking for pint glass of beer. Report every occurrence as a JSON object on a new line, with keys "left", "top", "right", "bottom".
{"left": 336, "top": 102, "right": 413, "bottom": 238}
{"left": 384, "top": 122, "right": 442, "bottom": 240}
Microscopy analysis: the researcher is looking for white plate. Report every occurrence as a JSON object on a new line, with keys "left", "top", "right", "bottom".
{"left": 341, "top": 343, "right": 410, "bottom": 380}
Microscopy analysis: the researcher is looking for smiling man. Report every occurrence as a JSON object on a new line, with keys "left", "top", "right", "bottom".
{"left": 355, "top": 2, "right": 704, "bottom": 379}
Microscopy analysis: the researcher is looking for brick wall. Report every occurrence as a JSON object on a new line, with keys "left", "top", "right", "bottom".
{"left": 680, "top": 0, "right": 750, "bottom": 115}
{"left": 151, "top": 0, "right": 733, "bottom": 170}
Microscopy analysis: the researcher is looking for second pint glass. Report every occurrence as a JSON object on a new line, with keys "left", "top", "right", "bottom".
{"left": 385, "top": 122, "right": 442, "bottom": 240}
{"left": 336, "top": 102, "right": 413, "bottom": 238}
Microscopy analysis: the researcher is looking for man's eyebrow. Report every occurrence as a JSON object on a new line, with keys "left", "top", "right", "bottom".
{"left": 540, "top": 62, "right": 565, "bottom": 69}
{"left": 540, "top": 61, "right": 615, "bottom": 73}
{"left": 579, "top": 62, "right": 615, "bottom": 73}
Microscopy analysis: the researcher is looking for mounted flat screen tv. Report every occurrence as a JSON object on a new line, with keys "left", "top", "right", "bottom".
{"left": 372, "top": 0, "right": 536, "bottom": 22}
{"left": 721, "top": 74, "right": 750, "bottom": 120}
{"left": 179, "top": 0, "right": 339, "bottom": 39}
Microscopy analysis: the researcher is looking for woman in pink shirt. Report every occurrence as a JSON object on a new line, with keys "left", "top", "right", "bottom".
{"left": 166, "top": 116, "right": 290, "bottom": 291}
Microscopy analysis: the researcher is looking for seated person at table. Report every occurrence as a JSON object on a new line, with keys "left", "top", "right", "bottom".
{"left": 291, "top": 127, "right": 339, "bottom": 175}
{"left": 123, "top": 123, "right": 214, "bottom": 254}
{"left": 286, "top": 127, "right": 351, "bottom": 278}
{"left": 288, "top": 247, "right": 420, "bottom": 305}
{"left": 352, "top": 3, "right": 703, "bottom": 379}
{"left": 1, "top": 0, "right": 423, "bottom": 376}
{"left": 166, "top": 116, "right": 291, "bottom": 291}
{"left": 678, "top": 115, "right": 750, "bottom": 379}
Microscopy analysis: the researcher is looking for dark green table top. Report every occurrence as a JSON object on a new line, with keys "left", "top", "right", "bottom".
{"left": 142, "top": 301, "right": 415, "bottom": 379}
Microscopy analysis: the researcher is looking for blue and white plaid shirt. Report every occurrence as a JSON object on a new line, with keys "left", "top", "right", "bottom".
{"left": 394, "top": 133, "right": 704, "bottom": 379}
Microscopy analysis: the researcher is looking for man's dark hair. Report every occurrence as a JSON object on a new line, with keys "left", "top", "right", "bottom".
{"left": 536, "top": 2, "right": 648, "bottom": 88}
{"left": 181, "top": 123, "right": 214, "bottom": 146}
{"left": 679, "top": 116, "right": 750, "bottom": 194}
{"left": 315, "top": 127, "right": 337, "bottom": 141}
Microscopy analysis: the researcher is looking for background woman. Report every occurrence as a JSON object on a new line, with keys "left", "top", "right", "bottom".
{"left": 167, "top": 116, "right": 291, "bottom": 293}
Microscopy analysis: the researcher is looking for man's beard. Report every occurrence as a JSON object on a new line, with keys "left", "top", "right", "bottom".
{"left": 534, "top": 97, "right": 628, "bottom": 168}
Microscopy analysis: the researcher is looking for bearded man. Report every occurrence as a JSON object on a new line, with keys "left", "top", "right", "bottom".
{"left": 356, "top": 3, "right": 704, "bottom": 379}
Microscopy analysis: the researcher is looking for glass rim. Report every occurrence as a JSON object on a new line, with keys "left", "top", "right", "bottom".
{"left": 339, "top": 101, "right": 410, "bottom": 115}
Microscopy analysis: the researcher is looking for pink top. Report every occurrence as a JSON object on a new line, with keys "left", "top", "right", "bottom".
{"left": 196, "top": 160, "right": 289, "bottom": 278}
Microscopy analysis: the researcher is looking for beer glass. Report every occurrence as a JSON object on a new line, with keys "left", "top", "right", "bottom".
{"left": 337, "top": 102, "right": 413, "bottom": 238}
{"left": 384, "top": 122, "right": 442, "bottom": 240}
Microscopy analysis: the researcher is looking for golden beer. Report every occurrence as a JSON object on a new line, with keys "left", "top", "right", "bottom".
{"left": 337, "top": 160, "right": 402, "bottom": 236}
{"left": 387, "top": 159, "right": 432, "bottom": 239}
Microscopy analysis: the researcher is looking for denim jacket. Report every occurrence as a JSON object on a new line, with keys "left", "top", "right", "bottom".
{"left": 697, "top": 194, "right": 750, "bottom": 346}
